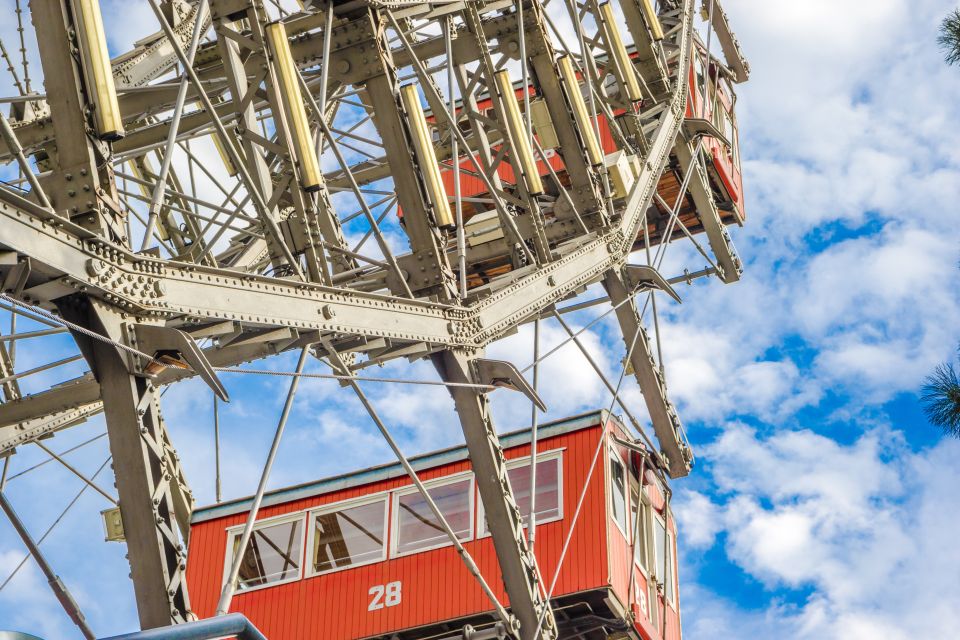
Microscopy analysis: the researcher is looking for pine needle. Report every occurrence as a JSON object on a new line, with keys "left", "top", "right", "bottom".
{"left": 939, "top": 9, "right": 960, "bottom": 66}
{"left": 921, "top": 361, "right": 960, "bottom": 437}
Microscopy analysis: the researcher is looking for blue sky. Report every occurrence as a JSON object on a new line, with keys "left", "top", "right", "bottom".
{"left": 2, "top": 0, "right": 960, "bottom": 638}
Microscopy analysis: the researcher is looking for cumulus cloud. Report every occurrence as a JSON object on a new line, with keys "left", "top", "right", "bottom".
{"left": 676, "top": 425, "right": 960, "bottom": 640}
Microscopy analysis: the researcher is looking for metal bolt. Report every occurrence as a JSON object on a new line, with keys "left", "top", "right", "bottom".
{"left": 85, "top": 258, "right": 107, "bottom": 277}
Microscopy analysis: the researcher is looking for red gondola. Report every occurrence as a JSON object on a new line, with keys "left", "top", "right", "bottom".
{"left": 397, "top": 41, "right": 745, "bottom": 289}
{"left": 186, "top": 411, "right": 681, "bottom": 639}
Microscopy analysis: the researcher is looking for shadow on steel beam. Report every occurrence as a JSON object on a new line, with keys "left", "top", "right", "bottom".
{"left": 97, "top": 614, "right": 267, "bottom": 640}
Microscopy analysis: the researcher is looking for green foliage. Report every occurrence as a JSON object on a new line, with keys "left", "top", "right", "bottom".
{"left": 940, "top": 9, "right": 960, "bottom": 66}
{"left": 921, "top": 357, "right": 960, "bottom": 437}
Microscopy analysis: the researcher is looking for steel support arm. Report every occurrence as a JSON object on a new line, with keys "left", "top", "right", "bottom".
{"left": 432, "top": 350, "right": 556, "bottom": 640}
{"left": 673, "top": 139, "right": 741, "bottom": 283}
{"left": 619, "top": 0, "right": 670, "bottom": 97}
{"left": 0, "top": 491, "right": 96, "bottom": 639}
{"left": 703, "top": 0, "right": 750, "bottom": 83}
{"left": 602, "top": 269, "right": 691, "bottom": 477}
{"left": 58, "top": 296, "right": 193, "bottom": 628}
{"left": 0, "top": 185, "right": 458, "bottom": 343}
{"left": 0, "top": 400, "right": 103, "bottom": 455}
{"left": 30, "top": 0, "right": 123, "bottom": 240}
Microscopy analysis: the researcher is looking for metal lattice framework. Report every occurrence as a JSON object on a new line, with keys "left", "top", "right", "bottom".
{"left": 0, "top": 0, "right": 749, "bottom": 636}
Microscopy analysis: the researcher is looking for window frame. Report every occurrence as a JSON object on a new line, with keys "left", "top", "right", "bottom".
{"left": 304, "top": 491, "right": 391, "bottom": 579}
{"left": 390, "top": 471, "right": 475, "bottom": 558}
{"left": 693, "top": 53, "right": 707, "bottom": 114}
{"left": 664, "top": 515, "right": 678, "bottom": 607}
{"left": 476, "top": 449, "right": 565, "bottom": 538}
{"left": 631, "top": 482, "right": 654, "bottom": 578}
{"left": 222, "top": 511, "right": 307, "bottom": 594}
{"left": 653, "top": 511, "right": 677, "bottom": 608}
{"left": 608, "top": 446, "right": 630, "bottom": 539}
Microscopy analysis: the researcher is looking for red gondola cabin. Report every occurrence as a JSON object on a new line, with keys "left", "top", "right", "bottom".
{"left": 401, "top": 41, "right": 745, "bottom": 289}
{"left": 186, "top": 410, "right": 682, "bottom": 639}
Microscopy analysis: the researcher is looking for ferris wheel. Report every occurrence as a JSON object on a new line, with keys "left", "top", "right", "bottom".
{"left": 0, "top": 0, "right": 749, "bottom": 637}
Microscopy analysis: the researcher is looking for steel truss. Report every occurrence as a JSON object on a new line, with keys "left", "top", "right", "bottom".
{"left": 0, "top": 0, "right": 749, "bottom": 636}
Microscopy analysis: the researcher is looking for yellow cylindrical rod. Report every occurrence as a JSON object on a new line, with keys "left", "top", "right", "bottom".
{"left": 399, "top": 84, "right": 454, "bottom": 229}
{"left": 194, "top": 101, "right": 239, "bottom": 176}
{"left": 494, "top": 71, "right": 544, "bottom": 196}
{"left": 266, "top": 21, "right": 322, "bottom": 192}
{"left": 600, "top": 3, "right": 643, "bottom": 102}
{"left": 210, "top": 129, "right": 240, "bottom": 177}
{"left": 72, "top": 0, "right": 124, "bottom": 140}
{"left": 557, "top": 55, "right": 603, "bottom": 166}
{"left": 640, "top": 0, "right": 665, "bottom": 41}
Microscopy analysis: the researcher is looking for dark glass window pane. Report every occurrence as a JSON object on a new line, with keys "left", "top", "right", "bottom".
{"left": 233, "top": 518, "right": 303, "bottom": 590}
{"left": 313, "top": 499, "right": 386, "bottom": 573}
{"left": 654, "top": 517, "right": 667, "bottom": 584}
{"left": 481, "top": 457, "right": 561, "bottom": 535}
{"left": 631, "top": 487, "right": 649, "bottom": 570}
{"left": 610, "top": 456, "right": 628, "bottom": 531}
{"left": 665, "top": 528, "right": 676, "bottom": 602}
{"left": 396, "top": 478, "right": 471, "bottom": 554}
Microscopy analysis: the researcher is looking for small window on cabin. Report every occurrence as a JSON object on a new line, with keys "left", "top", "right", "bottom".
{"left": 395, "top": 476, "right": 473, "bottom": 555}
{"left": 711, "top": 94, "right": 724, "bottom": 130}
{"left": 693, "top": 55, "right": 707, "bottom": 110}
{"left": 725, "top": 110, "right": 739, "bottom": 167}
{"left": 665, "top": 527, "right": 677, "bottom": 604}
{"left": 654, "top": 515, "right": 666, "bottom": 577}
{"left": 479, "top": 454, "right": 562, "bottom": 536}
{"left": 631, "top": 484, "right": 651, "bottom": 572}
{"left": 654, "top": 515, "right": 676, "bottom": 603}
{"left": 609, "top": 453, "right": 628, "bottom": 534}
{"left": 311, "top": 497, "right": 387, "bottom": 575}
{"left": 648, "top": 579, "right": 659, "bottom": 630}
{"left": 229, "top": 517, "right": 304, "bottom": 590}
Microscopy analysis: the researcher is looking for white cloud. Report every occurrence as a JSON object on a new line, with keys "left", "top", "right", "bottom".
{"left": 677, "top": 424, "right": 960, "bottom": 640}
{"left": 488, "top": 319, "right": 613, "bottom": 425}
{"left": 672, "top": 489, "right": 721, "bottom": 549}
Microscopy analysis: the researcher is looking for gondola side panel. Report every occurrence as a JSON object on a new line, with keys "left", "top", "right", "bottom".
{"left": 185, "top": 417, "right": 610, "bottom": 639}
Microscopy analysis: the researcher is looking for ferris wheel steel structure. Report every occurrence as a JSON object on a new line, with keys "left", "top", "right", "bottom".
{"left": 0, "top": 0, "right": 749, "bottom": 637}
